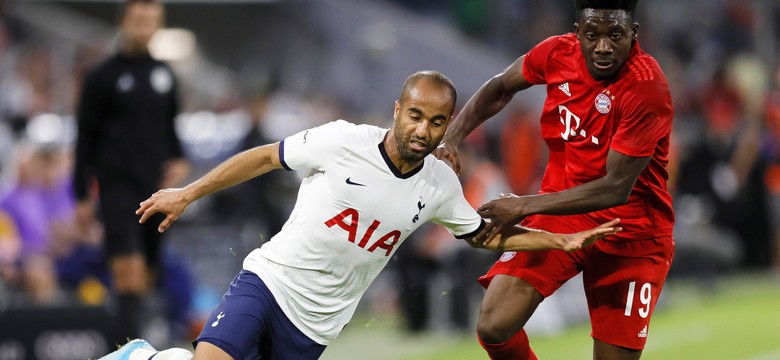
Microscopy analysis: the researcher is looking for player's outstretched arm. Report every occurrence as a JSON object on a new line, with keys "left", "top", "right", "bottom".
{"left": 136, "top": 142, "right": 283, "bottom": 233}
{"left": 477, "top": 150, "right": 650, "bottom": 244}
{"left": 466, "top": 219, "right": 621, "bottom": 252}
{"left": 436, "top": 55, "right": 533, "bottom": 174}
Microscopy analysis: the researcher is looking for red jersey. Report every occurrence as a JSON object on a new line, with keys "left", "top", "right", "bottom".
{"left": 521, "top": 33, "right": 674, "bottom": 240}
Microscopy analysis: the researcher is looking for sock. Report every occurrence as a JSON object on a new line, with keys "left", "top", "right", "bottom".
{"left": 117, "top": 294, "right": 144, "bottom": 342}
{"left": 149, "top": 348, "right": 193, "bottom": 360}
{"left": 478, "top": 329, "right": 538, "bottom": 360}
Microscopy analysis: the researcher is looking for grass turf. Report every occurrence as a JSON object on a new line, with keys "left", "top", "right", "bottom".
{"left": 321, "top": 272, "right": 780, "bottom": 360}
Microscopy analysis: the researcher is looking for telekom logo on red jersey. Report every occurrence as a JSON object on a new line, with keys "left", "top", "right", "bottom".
{"left": 558, "top": 105, "right": 600, "bottom": 145}
{"left": 558, "top": 105, "right": 582, "bottom": 140}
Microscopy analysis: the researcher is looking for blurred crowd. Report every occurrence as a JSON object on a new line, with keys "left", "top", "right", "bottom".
{"left": 0, "top": 0, "right": 779, "bottom": 345}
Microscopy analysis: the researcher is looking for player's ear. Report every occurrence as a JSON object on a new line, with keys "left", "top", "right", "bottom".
{"left": 393, "top": 100, "right": 400, "bottom": 121}
{"left": 573, "top": 22, "right": 580, "bottom": 38}
{"left": 631, "top": 22, "right": 639, "bottom": 40}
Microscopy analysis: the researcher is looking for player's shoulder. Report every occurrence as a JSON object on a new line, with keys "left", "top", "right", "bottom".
{"left": 329, "top": 119, "right": 384, "bottom": 135}
{"left": 424, "top": 155, "right": 461, "bottom": 188}
{"left": 81, "top": 55, "right": 125, "bottom": 88}
{"left": 84, "top": 54, "right": 119, "bottom": 78}
{"left": 621, "top": 43, "right": 668, "bottom": 86}
{"left": 317, "top": 119, "right": 385, "bottom": 146}
{"left": 536, "top": 33, "right": 579, "bottom": 54}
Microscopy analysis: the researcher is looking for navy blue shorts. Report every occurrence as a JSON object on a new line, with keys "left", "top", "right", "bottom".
{"left": 194, "top": 270, "right": 326, "bottom": 360}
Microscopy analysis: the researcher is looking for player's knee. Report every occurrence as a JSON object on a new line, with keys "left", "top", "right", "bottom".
{"left": 476, "top": 316, "right": 516, "bottom": 343}
{"left": 152, "top": 348, "right": 193, "bottom": 360}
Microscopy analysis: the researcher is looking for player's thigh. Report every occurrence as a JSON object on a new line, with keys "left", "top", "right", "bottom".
{"left": 584, "top": 237, "right": 674, "bottom": 350}
{"left": 195, "top": 270, "right": 272, "bottom": 359}
{"left": 479, "top": 274, "right": 544, "bottom": 334}
{"left": 479, "top": 251, "right": 582, "bottom": 339}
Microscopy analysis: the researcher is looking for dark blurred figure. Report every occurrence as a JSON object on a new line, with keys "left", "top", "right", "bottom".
{"left": 763, "top": 63, "right": 780, "bottom": 273}
{"left": 211, "top": 87, "right": 297, "bottom": 247}
{"left": 675, "top": 64, "right": 770, "bottom": 272}
{"left": 72, "top": 0, "right": 190, "bottom": 344}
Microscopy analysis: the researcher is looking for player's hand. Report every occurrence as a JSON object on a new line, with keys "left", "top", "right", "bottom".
{"left": 477, "top": 193, "right": 525, "bottom": 244}
{"left": 135, "top": 188, "right": 190, "bottom": 233}
{"left": 433, "top": 141, "right": 461, "bottom": 175}
{"left": 561, "top": 218, "right": 622, "bottom": 252}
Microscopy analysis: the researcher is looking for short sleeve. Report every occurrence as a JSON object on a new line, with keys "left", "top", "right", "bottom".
{"left": 431, "top": 169, "right": 485, "bottom": 239}
{"left": 611, "top": 81, "right": 673, "bottom": 157}
{"left": 280, "top": 120, "right": 353, "bottom": 171}
{"left": 522, "top": 35, "right": 561, "bottom": 85}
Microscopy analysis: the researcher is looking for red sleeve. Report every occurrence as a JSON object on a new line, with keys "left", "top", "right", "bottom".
{"left": 611, "top": 81, "right": 673, "bottom": 157}
{"left": 521, "top": 35, "right": 560, "bottom": 85}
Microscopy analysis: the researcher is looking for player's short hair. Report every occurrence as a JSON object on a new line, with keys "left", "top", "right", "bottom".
{"left": 574, "top": 0, "right": 638, "bottom": 20}
{"left": 400, "top": 71, "right": 457, "bottom": 108}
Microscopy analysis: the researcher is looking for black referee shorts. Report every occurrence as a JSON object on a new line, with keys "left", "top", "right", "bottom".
{"left": 98, "top": 181, "right": 164, "bottom": 268}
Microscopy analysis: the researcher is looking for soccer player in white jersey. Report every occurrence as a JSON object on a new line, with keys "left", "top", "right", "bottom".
{"left": 100, "top": 71, "right": 620, "bottom": 360}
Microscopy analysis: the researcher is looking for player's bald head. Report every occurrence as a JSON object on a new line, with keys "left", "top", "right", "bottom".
{"left": 399, "top": 71, "right": 457, "bottom": 113}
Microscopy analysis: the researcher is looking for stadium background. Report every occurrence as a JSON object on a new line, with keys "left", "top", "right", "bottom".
{"left": 0, "top": 0, "right": 778, "bottom": 359}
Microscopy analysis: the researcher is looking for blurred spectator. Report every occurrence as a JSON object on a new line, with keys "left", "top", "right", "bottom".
{"left": 499, "top": 104, "right": 543, "bottom": 195}
{"left": 763, "top": 63, "right": 780, "bottom": 272}
{"left": 0, "top": 19, "right": 29, "bottom": 136}
{"left": 211, "top": 87, "right": 297, "bottom": 246}
{"left": 72, "top": 0, "right": 191, "bottom": 344}
{"left": 674, "top": 59, "right": 771, "bottom": 275}
{"left": 0, "top": 208, "right": 21, "bottom": 291}
{"left": 0, "top": 134, "right": 103, "bottom": 307}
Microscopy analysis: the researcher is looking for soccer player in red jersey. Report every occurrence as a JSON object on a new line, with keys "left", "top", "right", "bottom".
{"left": 436, "top": 1, "right": 674, "bottom": 359}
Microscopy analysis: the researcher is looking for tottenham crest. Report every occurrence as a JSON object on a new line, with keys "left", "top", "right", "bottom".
{"left": 594, "top": 92, "right": 612, "bottom": 114}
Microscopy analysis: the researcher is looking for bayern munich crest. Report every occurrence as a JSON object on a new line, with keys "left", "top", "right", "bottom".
{"left": 499, "top": 251, "right": 516, "bottom": 262}
{"left": 595, "top": 93, "right": 612, "bottom": 114}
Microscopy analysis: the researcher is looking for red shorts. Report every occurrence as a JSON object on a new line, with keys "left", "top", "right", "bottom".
{"left": 478, "top": 215, "right": 674, "bottom": 350}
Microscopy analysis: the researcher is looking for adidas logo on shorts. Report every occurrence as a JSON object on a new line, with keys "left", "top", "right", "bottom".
{"left": 637, "top": 325, "right": 648, "bottom": 338}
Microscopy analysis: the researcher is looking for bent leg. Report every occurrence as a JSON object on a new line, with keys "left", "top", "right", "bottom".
{"left": 476, "top": 217, "right": 587, "bottom": 359}
{"left": 477, "top": 274, "right": 542, "bottom": 342}
{"left": 585, "top": 237, "right": 674, "bottom": 359}
{"left": 477, "top": 275, "right": 543, "bottom": 360}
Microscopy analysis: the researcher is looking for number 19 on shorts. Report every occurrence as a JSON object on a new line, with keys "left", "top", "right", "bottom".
{"left": 624, "top": 281, "right": 652, "bottom": 318}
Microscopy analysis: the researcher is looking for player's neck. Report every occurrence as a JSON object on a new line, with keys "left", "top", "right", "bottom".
{"left": 382, "top": 135, "right": 423, "bottom": 175}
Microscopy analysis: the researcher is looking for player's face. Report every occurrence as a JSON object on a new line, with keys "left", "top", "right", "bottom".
{"left": 575, "top": 9, "right": 637, "bottom": 80}
{"left": 121, "top": 3, "right": 164, "bottom": 54}
{"left": 392, "top": 81, "right": 454, "bottom": 165}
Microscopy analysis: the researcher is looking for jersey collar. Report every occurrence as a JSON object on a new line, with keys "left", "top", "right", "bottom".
{"left": 378, "top": 141, "right": 424, "bottom": 179}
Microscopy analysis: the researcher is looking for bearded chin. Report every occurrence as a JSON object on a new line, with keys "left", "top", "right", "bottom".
{"left": 400, "top": 144, "right": 427, "bottom": 163}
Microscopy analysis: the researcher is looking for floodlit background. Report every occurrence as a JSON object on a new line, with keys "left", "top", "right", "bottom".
{"left": 0, "top": 0, "right": 779, "bottom": 359}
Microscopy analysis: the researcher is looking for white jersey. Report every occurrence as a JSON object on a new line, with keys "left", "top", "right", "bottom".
{"left": 242, "top": 120, "right": 483, "bottom": 345}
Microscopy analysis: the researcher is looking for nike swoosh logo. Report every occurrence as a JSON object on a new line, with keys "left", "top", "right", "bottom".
{"left": 345, "top": 177, "right": 366, "bottom": 186}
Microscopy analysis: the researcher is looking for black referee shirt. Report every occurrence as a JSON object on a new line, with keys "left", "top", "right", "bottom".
{"left": 73, "top": 52, "right": 184, "bottom": 199}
